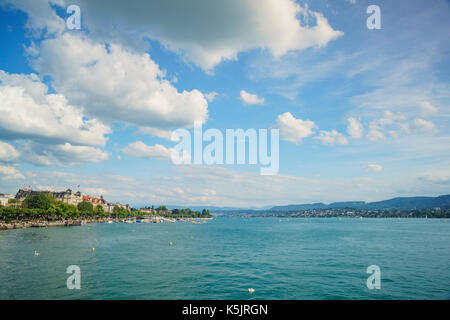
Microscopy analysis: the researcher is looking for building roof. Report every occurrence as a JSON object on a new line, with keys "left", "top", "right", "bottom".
{"left": 0, "top": 193, "right": 13, "bottom": 197}
{"left": 83, "top": 195, "right": 105, "bottom": 203}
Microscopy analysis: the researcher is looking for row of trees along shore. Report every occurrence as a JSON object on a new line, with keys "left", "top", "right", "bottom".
{"left": 0, "top": 193, "right": 211, "bottom": 223}
{"left": 155, "top": 206, "right": 211, "bottom": 218}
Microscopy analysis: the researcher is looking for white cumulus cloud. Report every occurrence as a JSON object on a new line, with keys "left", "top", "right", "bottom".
{"left": 240, "top": 90, "right": 265, "bottom": 105}
{"left": 31, "top": 34, "right": 209, "bottom": 131}
{"left": 412, "top": 118, "right": 436, "bottom": 133}
{"left": 0, "top": 141, "right": 20, "bottom": 162}
{"left": 123, "top": 141, "right": 191, "bottom": 163}
{"left": 347, "top": 117, "right": 363, "bottom": 139}
{"left": 365, "top": 111, "right": 437, "bottom": 141}
{"left": 274, "top": 112, "right": 316, "bottom": 144}
{"left": 123, "top": 141, "right": 173, "bottom": 161}
{"left": 72, "top": 0, "right": 343, "bottom": 72}
{"left": 315, "top": 130, "right": 348, "bottom": 146}
{"left": 3, "top": 0, "right": 342, "bottom": 72}
{"left": 0, "top": 165, "right": 24, "bottom": 180}
{"left": 205, "top": 92, "right": 218, "bottom": 103}
{"left": 420, "top": 101, "right": 438, "bottom": 116}
{"left": 50, "top": 143, "right": 109, "bottom": 166}
{"left": 0, "top": 70, "right": 111, "bottom": 147}
{"left": 17, "top": 142, "right": 109, "bottom": 167}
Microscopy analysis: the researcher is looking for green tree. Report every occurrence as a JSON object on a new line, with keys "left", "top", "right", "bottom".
{"left": 156, "top": 205, "right": 168, "bottom": 212}
{"left": 24, "top": 193, "right": 53, "bottom": 210}
{"left": 95, "top": 205, "right": 105, "bottom": 216}
{"left": 77, "top": 201, "right": 94, "bottom": 215}
{"left": 113, "top": 206, "right": 129, "bottom": 218}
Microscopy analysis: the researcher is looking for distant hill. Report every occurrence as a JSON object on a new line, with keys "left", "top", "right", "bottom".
{"left": 166, "top": 205, "right": 273, "bottom": 211}
{"left": 270, "top": 203, "right": 328, "bottom": 211}
{"left": 365, "top": 195, "right": 450, "bottom": 210}
{"left": 270, "top": 195, "right": 450, "bottom": 211}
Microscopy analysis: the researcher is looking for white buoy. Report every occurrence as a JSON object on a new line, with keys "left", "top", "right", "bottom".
{"left": 248, "top": 288, "right": 255, "bottom": 294}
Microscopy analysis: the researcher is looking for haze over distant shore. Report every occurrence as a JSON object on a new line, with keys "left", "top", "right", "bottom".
{"left": 196, "top": 194, "right": 450, "bottom": 212}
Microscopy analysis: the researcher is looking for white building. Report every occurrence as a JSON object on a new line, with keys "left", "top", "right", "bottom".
{"left": 16, "top": 188, "right": 83, "bottom": 206}
{"left": 0, "top": 193, "right": 14, "bottom": 206}
{"left": 140, "top": 208, "right": 155, "bottom": 214}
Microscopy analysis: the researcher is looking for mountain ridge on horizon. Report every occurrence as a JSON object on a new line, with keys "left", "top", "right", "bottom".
{"left": 162, "top": 194, "right": 450, "bottom": 212}
{"left": 270, "top": 194, "right": 450, "bottom": 211}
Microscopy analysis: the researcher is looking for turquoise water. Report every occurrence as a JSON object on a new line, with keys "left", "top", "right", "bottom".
{"left": 0, "top": 217, "right": 449, "bottom": 300}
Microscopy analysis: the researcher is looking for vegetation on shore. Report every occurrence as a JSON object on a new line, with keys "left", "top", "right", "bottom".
{"left": 0, "top": 193, "right": 211, "bottom": 223}
{"left": 152, "top": 206, "right": 211, "bottom": 218}
{"left": 166, "top": 208, "right": 211, "bottom": 218}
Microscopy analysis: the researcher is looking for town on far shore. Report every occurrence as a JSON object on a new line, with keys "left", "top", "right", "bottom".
{"left": 0, "top": 187, "right": 212, "bottom": 230}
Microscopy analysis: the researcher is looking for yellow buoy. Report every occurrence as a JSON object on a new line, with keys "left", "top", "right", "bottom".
{"left": 169, "top": 242, "right": 173, "bottom": 246}
{"left": 91, "top": 247, "right": 95, "bottom": 252}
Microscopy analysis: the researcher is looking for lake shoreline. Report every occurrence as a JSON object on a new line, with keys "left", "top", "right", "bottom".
{"left": 0, "top": 216, "right": 213, "bottom": 231}
{"left": 0, "top": 218, "right": 109, "bottom": 231}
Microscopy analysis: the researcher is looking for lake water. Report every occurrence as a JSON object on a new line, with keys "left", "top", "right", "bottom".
{"left": 0, "top": 217, "right": 449, "bottom": 300}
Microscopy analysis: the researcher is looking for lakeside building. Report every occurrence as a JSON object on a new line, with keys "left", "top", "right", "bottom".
{"left": 82, "top": 195, "right": 132, "bottom": 213}
{"left": 54, "top": 189, "right": 83, "bottom": 205}
{"left": 83, "top": 195, "right": 111, "bottom": 213}
{"left": 16, "top": 188, "right": 83, "bottom": 206}
{"left": 139, "top": 207, "right": 155, "bottom": 214}
{"left": 110, "top": 202, "right": 132, "bottom": 212}
{"left": 14, "top": 188, "right": 132, "bottom": 212}
{"left": 83, "top": 195, "right": 105, "bottom": 206}
{"left": 0, "top": 193, "right": 14, "bottom": 206}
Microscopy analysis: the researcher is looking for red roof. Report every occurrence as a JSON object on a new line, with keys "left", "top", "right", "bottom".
{"left": 82, "top": 195, "right": 103, "bottom": 203}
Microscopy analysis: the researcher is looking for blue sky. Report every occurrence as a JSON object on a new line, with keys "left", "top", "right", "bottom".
{"left": 0, "top": 0, "right": 449, "bottom": 208}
